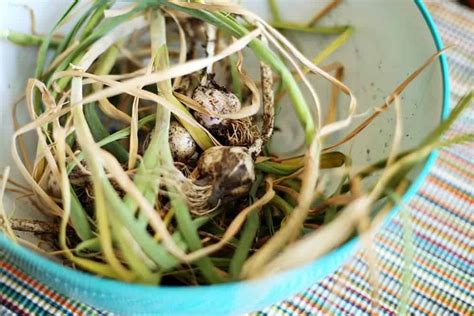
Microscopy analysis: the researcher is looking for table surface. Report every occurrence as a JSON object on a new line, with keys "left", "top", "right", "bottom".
{"left": 1, "top": 1, "right": 473, "bottom": 315}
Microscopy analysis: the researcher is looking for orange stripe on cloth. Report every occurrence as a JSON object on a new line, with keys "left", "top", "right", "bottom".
{"left": 426, "top": 176, "right": 474, "bottom": 204}
{"left": 420, "top": 187, "right": 474, "bottom": 221}
{"left": 427, "top": 3, "right": 474, "bottom": 29}
{"left": 376, "top": 235, "right": 469, "bottom": 314}
{"left": 377, "top": 233, "right": 471, "bottom": 290}
{"left": 339, "top": 263, "right": 432, "bottom": 315}
{"left": 437, "top": 155, "right": 474, "bottom": 181}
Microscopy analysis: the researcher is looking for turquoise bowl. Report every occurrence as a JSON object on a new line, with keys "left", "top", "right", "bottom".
{"left": 0, "top": 0, "right": 449, "bottom": 314}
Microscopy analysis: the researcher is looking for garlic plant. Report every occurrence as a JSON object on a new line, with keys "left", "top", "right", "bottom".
{"left": 1, "top": 0, "right": 469, "bottom": 287}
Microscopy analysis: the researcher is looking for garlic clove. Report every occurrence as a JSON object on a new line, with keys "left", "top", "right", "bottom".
{"left": 192, "top": 82, "right": 241, "bottom": 129}
{"left": 195, "top": 146, "right": 255, "bottom": 208}
{"left": 169, "top": 121, "right": 197, "bottom": 162}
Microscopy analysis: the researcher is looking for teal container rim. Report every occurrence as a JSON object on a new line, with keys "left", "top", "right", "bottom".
{"left": 0, "top": 0, "right": 450, "bottom": 306}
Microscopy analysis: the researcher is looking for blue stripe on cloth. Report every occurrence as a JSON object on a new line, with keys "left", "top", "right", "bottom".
{"left": 417, "top": 191, "right": 471, "bottom": 224}
{"left": 0, "top": 284, "right": 52, "bottom": 315}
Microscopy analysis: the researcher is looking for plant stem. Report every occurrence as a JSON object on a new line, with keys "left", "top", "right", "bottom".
{"left": 422, "top": 91, "right": 472, "bottom": 145}
{"left": 110, "top": 215, "right": 160, "bottom": 284}
{"left": 148, "top": 10, "right": 223, "bottom": 283}
{"left": 75, "top": 238, "right": 100, "bottom": 256}
{"left": 84, "top": 104, "right": 129, "bottom": 163}
{"left": 275, "top": 26, "right": 353, "bottom": 103}
{"left": 229, "top": 53, "right": 242, "bottom": 101}
{"left": 83, "top": 44, "right": 130, "bottom": 163}
{"left": 35, "top": 0, "right": 80, "bottom": 79}
{"left": 67, "top": 114, "right": 155, "bottom": 173}
{"left": 272, "top": 22, "right": 348, "bottom": 35}
{"left": 353, "top": 91, "right": 473, "bottom": 183}
{"left": 55, "top": 1, "right": 100, "bottom": 55}
{"left": 270, "top": 194, "right": 293, "bottom": 215}
{"left": 0, "top": 217, "right": 58, "bottom": 234}
{"left": 307, "top": 0, "right": 342, "bottom": 26}
{"left": 229, "top": 210, "right": 259, "bottom": 279}
{"left": 267, "top": 0, "right": 282, "bottom": 23}
{"left": 162, "top": 4, "right": 316, "bottom": 145}
{"left": 256, "top": 151, "right": 345, "bottom": 176}
{"left": 323, "top": 206, "right": 337, "bottom": 224}
{"left": 45, "top": 5, "right": 144, "bottom": 88}
{"left": 393, "top": 198, "right": 413, "bottom": 316}
{"left": 308, "top": 26, "right": 353, "bottom": 67}
{"left": 264, "top": 206, "right": 275, "bottom": 236}
{"left": 102, "top": 179, "right": 179, "bottom": 270}
{"left": 70, "top": 188, "right": 93, "bottom": 241}
{"left": 80, "top": 2, "right": 109, "bottom": 40}
{"left": 1, "top": 30, "right": 61, "bottom": 47}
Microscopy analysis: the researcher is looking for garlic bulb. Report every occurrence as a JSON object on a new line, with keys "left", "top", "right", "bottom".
{"left": 47, "top": 173, "right": 62, "bottom": 198}
{"left": 192, "top": 83, "right": 241, "bottom": 129}
{"left": 169, "top": 121, "right": 197, "bottom": 162}
{"left": 194, "top": 146, "right": 255, "bottom": 207}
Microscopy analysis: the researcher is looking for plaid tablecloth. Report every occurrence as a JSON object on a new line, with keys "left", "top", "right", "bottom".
{"left": 1, "top": 1, "right": 473, "bottom": 315}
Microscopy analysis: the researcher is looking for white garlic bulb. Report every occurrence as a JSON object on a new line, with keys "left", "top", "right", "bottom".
{"left": 192, "top": 84, "right": 241, "bottom": 129}
{"left": 169, "top": 121, "right": 197, "bottom": 162}
{"left": 195, "top": 146, "right": 255, "bottom": 207}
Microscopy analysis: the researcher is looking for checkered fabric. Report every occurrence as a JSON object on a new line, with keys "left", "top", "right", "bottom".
{"left": 1, "top": 1, "right": 473, "bottom": 315}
